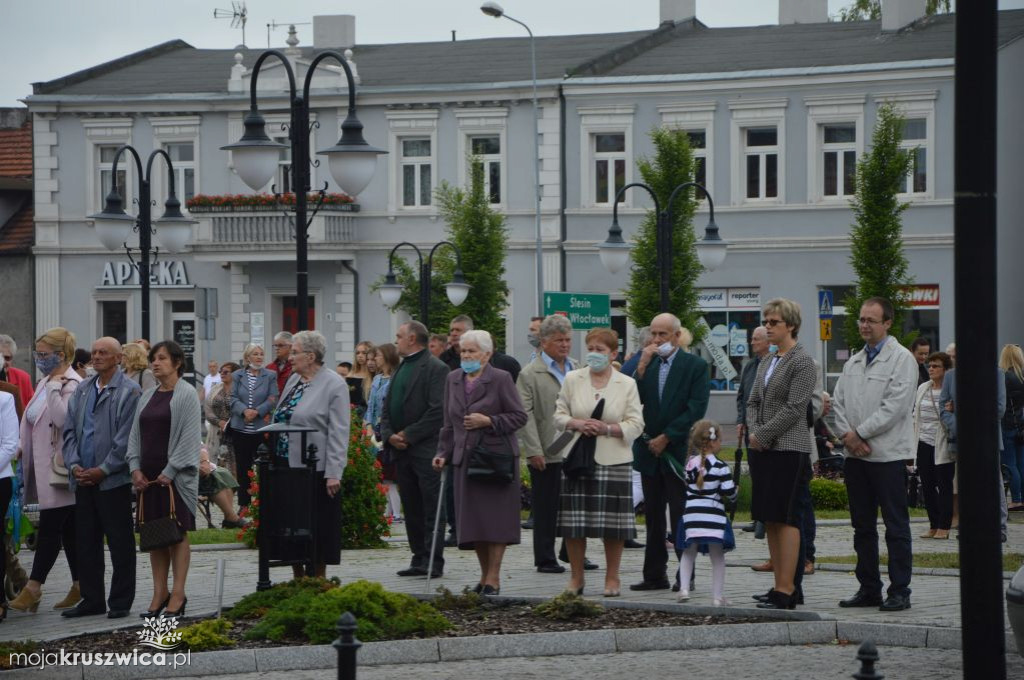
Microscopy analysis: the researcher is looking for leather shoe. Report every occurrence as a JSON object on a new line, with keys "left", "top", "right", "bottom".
{"left": 879, "top": 594, "right": 911, "bottom": 611}
{"left": 397, "top": 567, "right": 428, "bottom": 577}
{"left": 521, "top": 518, "right": 535, "bottom": 530}
{"left": 750, "top": 560, "right": 773, "bottom": 572}
{"left": 424, "top": 570, "right": 443, "bottom": 579}
{"left": 107, "top": 609, "right": 130, "bottom": 619}
{"left": 537, "top": 563, "right": 566, "bottom": 574}
{"left": 61, "top": 605, "right": 106, "bottom": 618}
{"left": 740, "top": 522, "right": 756, "bottom": 532}
{"left": 624, "top": 539, "right": 645, "bottom": 549}
{"left": 839, "top": 590, "right": 884, "bottom": 608}
{"left": 629, "top": 579, "right": 671, "bottom": 591}
{"left": 756, "top": 589, "right": 797, "bottom": 610}
{"left": 583, "top": 558, "right": 599, "bottom": 571}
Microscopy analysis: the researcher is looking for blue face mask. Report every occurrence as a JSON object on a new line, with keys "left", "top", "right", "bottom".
{"left": 768, "top": 344, "right": 779, "bottom": 354}
{"left": 35, "top": 353, "right": 62, "bottom": 376}
{"left": 461, "top": 359, "right": 482, "bottom": 374}
{"left": 585, "top": 352, "right": 610, "bottom": 371}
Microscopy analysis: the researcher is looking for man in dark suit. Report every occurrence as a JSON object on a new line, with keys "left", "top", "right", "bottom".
{"left": 630, "top": 313, "right": 711, "bottom": 591}
{"left": 736, "top": 326, "right": 768, "bottom": 538}
{"left": 380, "top": 320, "right": 450, "bottom": 578}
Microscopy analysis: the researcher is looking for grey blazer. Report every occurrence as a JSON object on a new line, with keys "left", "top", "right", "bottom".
{"left": 276, "top": 367, "right": 350, "bottom": 480}
{"left": 230, "top": 367, "right": 279, "bottom": 432}
{"left": 746, "top": 343, "right": 817, "bottom": 454}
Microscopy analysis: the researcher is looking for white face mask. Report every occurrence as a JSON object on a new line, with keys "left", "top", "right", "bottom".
{"left": 657, "top": 342, "right": 675, "bottom": 358}
{"left": 0, "top": 353, "right": 5, "bottom": 371}
{"left": 768, "top": 343, "right": 779, "bottom": 354}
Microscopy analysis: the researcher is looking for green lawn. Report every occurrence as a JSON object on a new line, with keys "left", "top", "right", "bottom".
{"left": 184, "top": 528, "right": 245, "bottom": 546}
{"left": 817, "top": 552, "right": 1024, "bottom": 572}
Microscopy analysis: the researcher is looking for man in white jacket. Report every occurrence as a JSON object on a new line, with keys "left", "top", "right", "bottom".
{"left": 833, "top": 297, "right": 918, "bottom": 612}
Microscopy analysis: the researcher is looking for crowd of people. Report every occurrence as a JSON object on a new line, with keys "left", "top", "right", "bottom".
{"left": 0, "top": 292, "right": 1019, "bottom": 620}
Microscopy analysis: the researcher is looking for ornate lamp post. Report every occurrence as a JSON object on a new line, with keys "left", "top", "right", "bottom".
{"left": 378, "top": 241, "right": 471, "bottom": 328}
{"left": 223, "top": 49, "right": 385, "bottom": 332}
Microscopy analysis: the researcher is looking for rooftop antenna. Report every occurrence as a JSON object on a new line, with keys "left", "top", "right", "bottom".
{"left": 267, "top": 20, "right": 311, "bottom": 48}
{"left": 214, "top": 1, "right": 248, "bottom": 46}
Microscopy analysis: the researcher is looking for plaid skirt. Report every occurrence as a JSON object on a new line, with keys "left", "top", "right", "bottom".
{"left": 556, "top": 462, "right": 637, "bottom": 540}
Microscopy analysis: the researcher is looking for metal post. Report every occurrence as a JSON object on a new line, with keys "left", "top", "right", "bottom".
{"left": 333, "top": 611, "right": 361, "bottom": 680}
{"left": 256, "top": 442, "right": 272, "bottom": 591}
{"left": 954, "top": 3, "right": 1004, "bottom": 678}
{"left": 137, "top": 178, "right": 152, "bottom": 341}
{"left": 852, "top": 640, "right": 883, "bottom": 680}
{"left": 292, "top": 94, "right": 311, "bottom": 332}
{"left": 656, "top": 210, "right": 672, "bottom": 313}
{"left": 528, "top": 27, "right": 543, "bottom": 317}
{"left": 420, "top": 259, "right": 431, "bottom": 329}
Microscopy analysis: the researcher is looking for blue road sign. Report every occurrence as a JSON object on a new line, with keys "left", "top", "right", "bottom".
{"left": 818, "top": 290, "right": 834, "bottom": 320}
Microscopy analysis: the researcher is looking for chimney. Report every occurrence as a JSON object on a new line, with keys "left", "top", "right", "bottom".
{"left": 779, "top": 0, "right": 828, "bottom": 24}
{"left": 881, "top": 0, "right": 927, "bottom": 32}
{"left": 313, "top": 15, "right": 355, "bottom": 49}
{"left": 660, "top": 0, "right": 696, "bottom": 25}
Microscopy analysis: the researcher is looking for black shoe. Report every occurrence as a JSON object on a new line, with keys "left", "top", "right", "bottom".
{"left": 753, "top": 589, "right": 772, "bottom": 603}
{"left": 879, "top": 594, "right": 911, "bottom": 611}
{"left": 624, "top": 539, "right": 645, "bottom": 549}
{"left": 537, "top": 563, "right": 566, "bottom": 574}
{"left": 470, "top": 583, "right": 483, "bottom": 594}
{"left": 107, "top": 609, "right": 130, "bottom": 619}
{"left": 756, "top": 589, "right": 797, "bottom": 610}
{"left": 62, "top": 605, "right": 106, "bottom": 618}
{"left": 424, "top": 570, "right": 443, "bottom": 579}
{"left": 164, "top": 597, "right": 187, "bottom": 617}
{"left": 140, "top": 596, "right": 170, "bottom": 619}
{"left": 629, "top": 579, "right": 671, "bottom": 591}
{"left": 583, "top": 558, "right": 599, "bottom": 571}
{"left": 521, "top": 519, "right": 535, "bottom": 530}
{"left": 481, "top": 585, "right": 500, "bottom": 596}
{"left": 839, "top": 590, "right": 884, "bottom": 608}
{"left": 397, "top": 567, "right": 428, "bottom": 577}
{"left": 444, "top": 534, "right": 458, "bottom": 547}
{"left": 740, "top": 522, "right": 757, "bottom": 532}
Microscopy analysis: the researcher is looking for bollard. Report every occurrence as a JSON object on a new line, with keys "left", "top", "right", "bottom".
{"left": 852, "top": 640, "right": 884, "bottom": 680}
{"left": 334, "top": 611, "right": 362, "bottom": 680}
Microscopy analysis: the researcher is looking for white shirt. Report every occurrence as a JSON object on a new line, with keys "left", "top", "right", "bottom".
{"left": 0, "top": 392, "right": 18, "bottom": 478}
{"left": 203, "top": 372, "right": 222, "bottom": 396}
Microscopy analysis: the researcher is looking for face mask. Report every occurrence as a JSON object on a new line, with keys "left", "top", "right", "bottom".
{"left": 657, "top": 342, "right": 675, "bottom": 358}
{"left": 85, "top": 366, "right": 97, "bottom": 377}
{"left": 768, "top": 344, "right": 779, "bottom": 354}
{"left": 527, "top": 334, "right": 541, "bottom": 349}
{"left": 35, "top": 354, "right": 62, "bottom": 375}
{"left": 0, "top": 354, "right": 5, "bottom": 371}
{"left": 461, "top": 359, "right": 482, "bottom": 374}
{"left": 585, "top": 352, "right": 610, "bottom": 371}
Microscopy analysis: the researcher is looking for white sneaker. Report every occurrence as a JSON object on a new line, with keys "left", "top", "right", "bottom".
{"left": 676, "top": 591, "right": 690, "bottom": 603}
{"left": 712, "top": 598, "right": 731, "bottom": 607}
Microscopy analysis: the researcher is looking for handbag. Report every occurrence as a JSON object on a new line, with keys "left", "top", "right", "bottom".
{"left": 137, "top": 484, "right": 185, "bottom": 552}
{"left": 563, "top": 398, "right": 605, "bottom": 480}
{"left": 466, "top": 431, "right": 516, "bottom": 484}
{"left": 48, "top": 381, "right": 76, "bottom": 488}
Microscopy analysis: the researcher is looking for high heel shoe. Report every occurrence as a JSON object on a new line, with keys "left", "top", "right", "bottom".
{"left": 564, "top": 586, "right": 584, "bottom": 596}
{"left": 9, "top": 587, "right": 41, "bottom": 613}
{"left": 164, "top": 597, "right": 187, "bottom": 617}
{"left": 140, "top": 596, "right": 170, "bottom": 619}
{"left": 53, "top": 582, "right": 81, "bottom": 610}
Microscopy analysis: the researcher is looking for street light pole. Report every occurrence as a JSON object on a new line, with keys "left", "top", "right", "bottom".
{"left": 89, "top": 145, "right": 195, "bottom": 341}
{"left": 378, "top": 241, "right": 471, "bottom": 328}
{"left": 223, "top": 49, "right": 385, "bottom": 333}
{"left": 602, "top": 181, "right": 726, "bottom": 312}
{"left": 480, "top": 1, "right": 544, "bottom": 315}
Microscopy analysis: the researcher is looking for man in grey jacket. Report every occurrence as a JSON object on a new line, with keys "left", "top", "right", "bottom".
{"left": 833, "top": 297, "right": 918, "bottom": 612}
{"left": 62, "top": 337, "right": 141, "bottom": 619}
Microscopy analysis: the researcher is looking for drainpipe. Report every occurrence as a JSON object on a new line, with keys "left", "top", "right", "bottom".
{"left": 559, "top": 84, "right": 567, "bottom": 291}
{"left": 342, "top": 260, "right": 360, "bottom": 349}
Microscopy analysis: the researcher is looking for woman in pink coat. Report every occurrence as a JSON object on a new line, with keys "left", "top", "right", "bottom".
{"left": 10, "top": 328, "right": 81, "bottom": 613}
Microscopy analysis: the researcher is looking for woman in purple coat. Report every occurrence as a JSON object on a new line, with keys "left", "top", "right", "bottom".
{"left": 433, "top": 330, "right": 527, "bottom": 595}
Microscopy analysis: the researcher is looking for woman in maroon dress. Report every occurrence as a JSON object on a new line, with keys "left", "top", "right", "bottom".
{"left": 127, "top": 341, "right": 202, "bottom": 619}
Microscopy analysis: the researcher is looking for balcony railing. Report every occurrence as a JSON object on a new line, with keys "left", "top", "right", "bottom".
{"left": 191, "top": 208, "right": 357, "bottom": 247}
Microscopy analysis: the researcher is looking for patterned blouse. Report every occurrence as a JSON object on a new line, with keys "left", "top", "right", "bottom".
{"left": 205, "top": 382, "right": 232, "bottom": 430}
{"left": 273, "top": 378, "right": 311, "bottom": 458}
{"left": 242, "top": 370, "right": 258, "bottom": 433}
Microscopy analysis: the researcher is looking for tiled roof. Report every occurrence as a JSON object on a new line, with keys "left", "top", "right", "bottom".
{"left": 0, "top": 202, "right": 34, "bottom": 254}
{"left": 0, "top": 120, "right": 31, "bottom": 179}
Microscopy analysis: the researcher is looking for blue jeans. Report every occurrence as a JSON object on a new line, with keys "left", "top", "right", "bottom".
{"left": 1002, "top": 427, "right": 1024, "bottom": 503}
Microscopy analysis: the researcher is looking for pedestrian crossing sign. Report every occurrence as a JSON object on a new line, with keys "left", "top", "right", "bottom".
{"left": 818, "top": 290, "right": 834, "bottom": 319}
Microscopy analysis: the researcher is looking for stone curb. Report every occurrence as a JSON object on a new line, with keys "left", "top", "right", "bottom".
{"left": 727, "top": 560, "right": 1016, "bottom": 580}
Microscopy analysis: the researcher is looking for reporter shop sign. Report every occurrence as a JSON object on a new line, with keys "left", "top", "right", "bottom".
{"left": 99, "top": 261, "right": 191, "bottom": 288}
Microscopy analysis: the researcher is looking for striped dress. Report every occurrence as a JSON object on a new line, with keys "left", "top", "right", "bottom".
{"left": 676, "top": 452, "right": 738, "bottom": 554}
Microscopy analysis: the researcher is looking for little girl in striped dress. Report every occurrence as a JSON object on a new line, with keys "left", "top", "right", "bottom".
{"left": 676, "top": 419, "right": 738, "bottom": 605}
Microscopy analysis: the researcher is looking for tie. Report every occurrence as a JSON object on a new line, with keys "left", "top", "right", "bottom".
{"left": 658, "top": 357, "right": 670, "bottom": 399}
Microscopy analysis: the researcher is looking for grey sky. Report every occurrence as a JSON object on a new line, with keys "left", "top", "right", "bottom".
{"left": 2, "top": 0, "right": 1022, "bottom": 107}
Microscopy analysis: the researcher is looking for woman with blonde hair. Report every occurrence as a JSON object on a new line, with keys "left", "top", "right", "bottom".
{"left": 230, "top": 344, "right": 278, "bottom": 510}
{"left": 350, "top": 341, "right": 376, "bottom": 405}
{"left": 1000, "top": 344, "right": 1024, "bottom": 511}
{"left": 122, "top": 343, "right": 156, "bottom": 391}
{"left": 10, "top": 327, "right": 83, "bottom": 613}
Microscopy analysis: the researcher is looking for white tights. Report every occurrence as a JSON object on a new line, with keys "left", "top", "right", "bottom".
{"left": 383, "top": 480, "right": 402, "bottom": 520}
{"left": 678, "top": 543, "right": 726, "bottom": 601}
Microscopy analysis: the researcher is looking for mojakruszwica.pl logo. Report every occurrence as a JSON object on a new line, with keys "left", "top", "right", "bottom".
{"left": 8, "top": 614, "right": 191, "bottom": 670}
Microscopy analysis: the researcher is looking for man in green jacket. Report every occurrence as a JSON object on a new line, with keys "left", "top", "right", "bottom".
{"left": 630, "top": 313, "right": 710, "bottom": 591}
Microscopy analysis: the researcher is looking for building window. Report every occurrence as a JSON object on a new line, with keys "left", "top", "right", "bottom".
{"left": 99, "top": 300, "right": 128, "bottom": 345}
{"left": 744, "top": 127, "right": 778, "bottom": 200}
{"left": 401, "top": 138, "right": 433, "bottom": 207}
{"left": 688, "top": 131, "right": 708, "bottom": 191}
{"left": 272, "top": 134, "right": 292, "bottom": 194}
{"left": 822, "top": 124, "right": 857, "bottom": 198}
{"left": 98, "top": 145, "right": 127, "bottom": 208}
{"left": 470, "top": 135, "right": 501, "bottom": 204}
{"left": 164, "top": 142, "right": 196, "bottom": 201}
{"left": 692, "top": 288, "right": 762, "bottom": 391}
{"left": 899, "top": 118, "right": 928, "bottom": 195}
{"left": 593, "top": 133, "right": 626, "bottom": 205}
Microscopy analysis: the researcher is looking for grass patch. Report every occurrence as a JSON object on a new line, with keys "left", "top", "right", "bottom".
{"left": 818, "top": 552, "right": 1024, "bottom": 572}
{"left": 188, "top": 528, "right": 246, "bottom": 545}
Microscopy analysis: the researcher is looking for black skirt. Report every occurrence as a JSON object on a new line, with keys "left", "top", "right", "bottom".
{"left": 749, "top": 449, "right": 810, "bottom": 527}
{"left": 313, "top": 471, "right": 343, "bottom": 565}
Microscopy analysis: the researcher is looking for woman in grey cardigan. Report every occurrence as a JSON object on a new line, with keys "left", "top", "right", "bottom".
{"left": 273, "top": 330, "right": 349, "bottom": 579}
{"left": 230, "top": 344, "right": 278, "bottom": 510}
{"left": 745, "top": 298, "right": 817, "bottom": 611}
{"left": 127, "top": 341, "right": 202, "bottom": 619}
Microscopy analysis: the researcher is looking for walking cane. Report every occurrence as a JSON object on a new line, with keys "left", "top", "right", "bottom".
{"left": 730, "top": 447, "right": 744, "bottom": 522}
{"left": 425, "top": 466, "right": 448, "bottom": 594}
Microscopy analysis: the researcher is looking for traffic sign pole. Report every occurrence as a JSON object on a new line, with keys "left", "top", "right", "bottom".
{"left": 818, "top": 290, "right": 834, "bottom": 395}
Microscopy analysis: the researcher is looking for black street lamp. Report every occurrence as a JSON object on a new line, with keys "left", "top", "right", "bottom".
{"left": 88, "top": 145, "right": 196, "bottom": 341}
{"left": 222, "top": 49, "right": 385, "bottom": 332}
{"left": 599, "top": 181, "right": 727, "bottom": 312}
{"left": 378, "top": 241, "right": 471, "bottom": 329}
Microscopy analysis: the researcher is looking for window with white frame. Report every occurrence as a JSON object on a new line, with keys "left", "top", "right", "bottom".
{"left": 98, "top": 299, "right": 128, "bottom": 345}
{"left": 98, "top": 145, "right": 127, "bottom": 208}
{"left": 874, "top": 91, "right": 936, "bottom": 200}
{"left": 804, "top": 95, "right": 865, "bottom": 203}
{"left": 271, "top": 133, "right": 292, "bottom": 194}
{"left": 164, "top": 142, "right": 196, "bottom": 201}
{"left": 821, "top": 123, "right": 857, "bottom": 198}
{"left": 658, "top": 101, "right": 717, "bottom": 202}
{"left": 579, "top": 105, "right": 634, "bottom": 208}
{"left": 593, "top": 133, "right": 626, "bottom": 205}
{"left": 151, "top": 116, "right": 201, "bottom": 207}
{"left": 899, "top": 118, "right": 928, "bottom": 195}
{"left": 470, "top": 135, "right": 501, "bottom": 204}
{"left": 743, "top": 127, "right": 779, "bottom": 200}
{"left": 687, "top": 131, "right": 708, "bottom": 194}
{"left": 401, "top": 138, "right": 433, "bottom": 207}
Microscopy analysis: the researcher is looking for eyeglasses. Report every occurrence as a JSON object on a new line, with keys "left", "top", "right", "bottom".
{"left": 32, "top": 351, "right": 56, "bottom": 360}
{"left": 272, "top": 343, "right": 289, "bottom": 348}
{"left": 857, "top": 318, "right": 884, "bottom": 326}
{"left": 762, "top": 319, "right": 784, "bottom": 328}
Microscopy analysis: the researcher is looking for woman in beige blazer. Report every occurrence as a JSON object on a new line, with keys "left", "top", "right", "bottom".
{"left": 553, "top": 328, "right": 644, "bottom": 597}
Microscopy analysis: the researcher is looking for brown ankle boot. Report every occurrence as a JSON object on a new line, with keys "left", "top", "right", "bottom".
{"left": 53, "top": 582, "right": 81, "bottom": 610}
{"left": 9, "top": 587, "right": 41, "bottom": 613}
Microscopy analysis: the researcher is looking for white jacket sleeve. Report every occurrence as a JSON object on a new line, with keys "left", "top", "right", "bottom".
{"left": 0, "top": 393, "right": 19, "bottom": 471}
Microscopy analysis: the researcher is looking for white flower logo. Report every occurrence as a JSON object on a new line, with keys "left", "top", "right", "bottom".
{"left": 137, "top": 615, "right": 184, "bottom": 650}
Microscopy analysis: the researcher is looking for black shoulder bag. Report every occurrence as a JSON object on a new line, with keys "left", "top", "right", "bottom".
{"left": 563, "top": 398, "right": 605, "bottom": 480}
{"left": 466, "top": 429, "right": 517, "bottom": 484}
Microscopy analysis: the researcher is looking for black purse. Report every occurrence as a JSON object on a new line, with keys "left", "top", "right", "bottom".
{"left": 466, "top": 431, "right": 517, "bottom": 484}
{"left": 563, "top": 398, "right": 605, "bottom": 480}
{"left": 137, "top": 484, "right": 185, "bottom": 552}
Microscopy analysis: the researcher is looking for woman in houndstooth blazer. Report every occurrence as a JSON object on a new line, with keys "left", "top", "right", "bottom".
{"left": 745, "top": 298, "right": 817, "bottom": 610}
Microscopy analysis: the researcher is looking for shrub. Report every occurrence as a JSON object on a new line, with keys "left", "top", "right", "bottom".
{"left": 432, "top": 586, "right": 483, "bottom": 611}
{"left": 244, "top": 590, "right": 319, "bottom": 642}
{"left": 810, "top": 478, "right": 849, "bottom": 510}
{"left": 302, "top": 580, "right": 449, "bottom": 643}
{"left": 533, "top": 591, "right": 604, "bottom": 621}
{"left": 179, "top": 618, "right": 235, "bottom": 652}
{"left": 228, "top": 577, "right": 339, "bottom": 620}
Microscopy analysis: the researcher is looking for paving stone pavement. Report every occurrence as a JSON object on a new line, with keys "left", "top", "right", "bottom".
{"left": 0, "top": 508, "right": 1019, "bottom": 644}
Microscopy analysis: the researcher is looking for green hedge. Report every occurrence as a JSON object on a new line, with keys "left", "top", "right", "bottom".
{"left": 810, "top": 478, "right": 848, "bottom": 510}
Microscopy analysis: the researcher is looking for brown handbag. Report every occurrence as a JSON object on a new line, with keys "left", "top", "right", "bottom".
{"left": 137, "top": 484, "right": 185, "bottom": 552}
